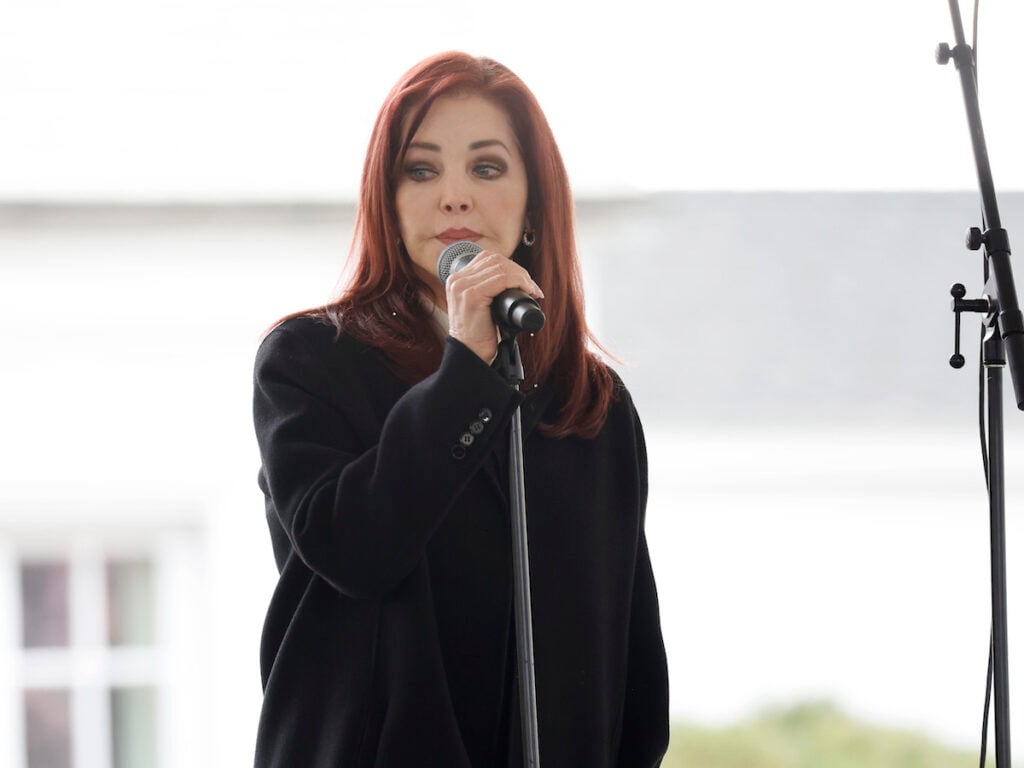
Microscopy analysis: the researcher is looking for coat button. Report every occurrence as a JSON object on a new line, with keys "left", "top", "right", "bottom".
{"left": 478, "top": 408, "right": 492, "bottom": 423}
{"left": 451, "top": 445, "right": 466, "bottom": 459}
{"left": 469, "top": 420, "right": 484, "bottom": 435}
{"left": 459, "top": 432, "right": 475, "bottom": 446}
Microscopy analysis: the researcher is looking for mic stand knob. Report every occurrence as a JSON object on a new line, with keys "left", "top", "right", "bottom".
{"left": 966, "top": 226, "right": 985, "bottom": 251}
{"left": 935, "top": 42, "right": 972, "bottom": 69}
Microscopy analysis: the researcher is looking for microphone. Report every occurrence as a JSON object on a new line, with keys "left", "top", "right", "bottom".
{"left": 436, "top": 240, "right": 546, "bottom": 333}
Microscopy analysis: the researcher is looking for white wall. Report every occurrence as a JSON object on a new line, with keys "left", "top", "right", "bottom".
{"left": 3, "top": 198, "right": 1023, "bottom": 761}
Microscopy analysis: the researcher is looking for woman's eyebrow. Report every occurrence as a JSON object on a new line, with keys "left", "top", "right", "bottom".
{"left": 469, "top": 139, "right": 509, "bottom": 152}
{"left": 408, "top": 139, "right": 510, "bottom": 152}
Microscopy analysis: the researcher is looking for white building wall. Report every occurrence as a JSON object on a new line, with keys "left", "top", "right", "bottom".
{"left": 1, "top": 204, "right": 354, "bottom": 767}
{"left": 2, "top": 197, "right": 1023, "bottom": 760}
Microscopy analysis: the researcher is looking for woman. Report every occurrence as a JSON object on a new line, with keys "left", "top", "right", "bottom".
{"left": 252, "top": 52, "right": 668, "bottom": 766}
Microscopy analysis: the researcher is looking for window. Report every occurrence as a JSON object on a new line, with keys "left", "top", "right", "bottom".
{"left": 13, "top": 545, "right": 160, "bottom": 768}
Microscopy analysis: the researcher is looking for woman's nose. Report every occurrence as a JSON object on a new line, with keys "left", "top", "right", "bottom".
{"left": 441, "top": 181, "right": 472, "bottom": 213}
{"left": 443, "top": 199, "right": 471, "bottom": 213}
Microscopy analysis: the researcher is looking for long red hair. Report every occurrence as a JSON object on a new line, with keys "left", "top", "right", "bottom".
{"left": 303, "top": 52, "right": 614, "bottom": 438}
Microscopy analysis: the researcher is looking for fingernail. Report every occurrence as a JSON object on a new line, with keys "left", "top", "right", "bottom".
{"left": 534, "top": 285, "right": 545, "bottom": 298}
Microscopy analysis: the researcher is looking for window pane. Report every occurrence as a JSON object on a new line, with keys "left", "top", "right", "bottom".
{"left": 20, "top": 562, "right": 70, "bottom": 648}
{"left": 24, "top": 688, "right": 71, "bottom": 768}
{"left": 106, "top": 558, "right": 155, "bottom": 646}
{"left": 111, "top": 686, "right": 157, "bottom": 768}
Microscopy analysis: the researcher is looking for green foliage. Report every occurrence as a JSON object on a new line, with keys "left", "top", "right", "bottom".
{"left": 661, "top": 701, "right": 998, "bottom": 768}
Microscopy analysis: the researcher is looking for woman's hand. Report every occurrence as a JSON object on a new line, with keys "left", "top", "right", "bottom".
{"left": 445, "top": 251, "right": 544, "bottom": 363}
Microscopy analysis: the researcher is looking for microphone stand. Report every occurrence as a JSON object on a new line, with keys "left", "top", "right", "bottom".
{"left": 493, "top": 330, "right": 541, "bottom": 767}
{"left": 939, "top": 2, "right": 1024, "bottom": 764}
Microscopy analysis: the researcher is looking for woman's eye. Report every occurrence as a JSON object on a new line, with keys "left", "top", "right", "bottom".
{"left": 474, "top": 162, "right": 505, "bottom": 179}
{"left": 405, "top": 165, "right": 436, "bottom": 181}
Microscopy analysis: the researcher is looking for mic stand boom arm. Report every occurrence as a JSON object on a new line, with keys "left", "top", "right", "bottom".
{"left": 938, "top": 1, "right": 1024, "bottom": 400}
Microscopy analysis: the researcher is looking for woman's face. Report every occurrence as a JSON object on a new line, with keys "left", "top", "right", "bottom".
{"left": 395, "top": 94, "right": 529, "bottom": 301}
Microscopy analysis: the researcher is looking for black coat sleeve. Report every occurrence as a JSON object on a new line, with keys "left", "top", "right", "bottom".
{"left": 253, "top": 320, "right": 522, "bottom": 599}
{"left": 616, "top": 401, "right": 670, "bottom": 765}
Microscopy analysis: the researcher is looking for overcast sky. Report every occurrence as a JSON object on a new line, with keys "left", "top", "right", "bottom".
{"left": 2, "top": 0, "right": 1022, "bottom": 200}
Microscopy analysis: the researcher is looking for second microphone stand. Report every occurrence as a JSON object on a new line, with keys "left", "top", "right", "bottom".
{"left": 939, "top": 0, "right": 1022, "bottom": 763}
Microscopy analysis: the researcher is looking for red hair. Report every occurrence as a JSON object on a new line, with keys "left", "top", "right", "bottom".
{"left": 306, "top": 52, "right": 614, "bottom": 438}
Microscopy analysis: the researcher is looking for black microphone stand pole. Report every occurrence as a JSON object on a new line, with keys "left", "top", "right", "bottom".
{"left": 939, "top": 2, "right": 1024, "bottom": 764}
{"left": 493, "top": 331, "right": 541, "bottom": 767}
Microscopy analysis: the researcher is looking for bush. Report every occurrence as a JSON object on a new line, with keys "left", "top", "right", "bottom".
{"left": 662, "top": 701, "right": 995, "bottom": 768}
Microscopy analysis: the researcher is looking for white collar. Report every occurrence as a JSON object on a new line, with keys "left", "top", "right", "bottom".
{"left": 419, "top": 294, "right": 449, "bottom": 341}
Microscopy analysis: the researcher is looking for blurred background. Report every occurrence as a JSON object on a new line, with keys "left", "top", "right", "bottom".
{"left": 3, "top": 0, "right": 1024, "bottom": 765}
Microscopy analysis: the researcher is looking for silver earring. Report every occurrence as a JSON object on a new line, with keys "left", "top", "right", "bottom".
{"left": 522, "top": 227, "right": 536, "bottom": 247}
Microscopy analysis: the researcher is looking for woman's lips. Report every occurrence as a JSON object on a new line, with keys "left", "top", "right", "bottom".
{"left": 437, "top": 228, "right": 482, "bottom": 244}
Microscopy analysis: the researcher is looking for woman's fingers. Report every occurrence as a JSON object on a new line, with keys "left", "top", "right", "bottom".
{"left": 445, "top": 251, "right": 543, "bottom": 362}
{"left": 446, "top": 252, "right": 543, "bottom": 300}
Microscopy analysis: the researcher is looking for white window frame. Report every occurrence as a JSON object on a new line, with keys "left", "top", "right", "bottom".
{"left": 0, "top": 527, "right": 203, "bottom": 768}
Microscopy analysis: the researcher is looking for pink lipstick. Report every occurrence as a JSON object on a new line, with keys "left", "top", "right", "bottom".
{"left": 438, "top": 228, "right": 482, "bottom": 244}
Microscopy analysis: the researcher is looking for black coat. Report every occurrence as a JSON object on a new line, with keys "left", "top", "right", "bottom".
{"left": 252, "top": 315, "right": 669, "bottom": 767}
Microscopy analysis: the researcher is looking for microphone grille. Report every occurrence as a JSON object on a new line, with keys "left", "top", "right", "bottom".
{"left": 436, "top": 240, "right": 483, "bottom": 282}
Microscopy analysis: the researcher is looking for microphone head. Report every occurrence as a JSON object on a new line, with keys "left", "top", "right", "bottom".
{"left": 436, "top": 240, "right": 483, "bottom": 283}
